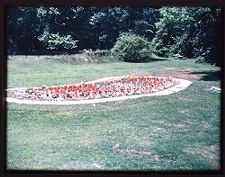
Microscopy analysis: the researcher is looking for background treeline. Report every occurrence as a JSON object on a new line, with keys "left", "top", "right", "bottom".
{"left": 7, "top": 6, "right": 223, "bottom": 65}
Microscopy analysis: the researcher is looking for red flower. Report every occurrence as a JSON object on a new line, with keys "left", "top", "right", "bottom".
{"left": 89, "top": 83, "right": 93, "bottom": 88}
{"left": 77, "top": 85, "right": 81, "bottom": 90}
{"left": 58, "top": 89, "right": 61, "bottom": 93}
{"left": 71, "top": 85, "right": 76, "bottom": 91}
{"left": 54, "top": 88, "right": 59, "bottom": 93}
{"left": 140, "top": 76, "right": 145, "bottom": 81}
{"left": 82, "top": 84, "right": 88, "bottom": 92}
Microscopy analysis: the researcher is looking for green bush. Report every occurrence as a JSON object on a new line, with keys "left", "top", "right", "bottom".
{"left": 111, "top": 33, "right": 153, "bottom": 62}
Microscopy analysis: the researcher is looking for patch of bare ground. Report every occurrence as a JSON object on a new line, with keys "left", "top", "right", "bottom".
{"left": 137, "top": 139, "right": 155, "bottom": 148}
{"left": 113, "top": 144, "right": 160, "bottom": 160}
{"left": 160, "top": 67, "right": 208, "bottom": 80}
{"left": 178, "top": 97, "right": 191, "bottom": 101}
{"left": 152, "top": 127, "right": 163, "bottom": 133}
{"left": 174, "top": 124, "right": 188, "bottom": 128}
{"left": 174, "top": 73, "right": 205, "bottom": 80}
{"left": 200, "top": 148, "right": 219, "bottom": 160}
{"left": 177, "top": 109, "right": 189, "bottom": 114}
{"left": 184, "top": 145, "right": 220, "bottom": 161}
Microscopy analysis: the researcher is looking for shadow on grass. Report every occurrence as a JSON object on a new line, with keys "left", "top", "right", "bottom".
{"left": 126, "top": 58, "right": 169, "bottom": 63}
{"left": 190, "top": 70, "right": 221, "bottom": 81}
{"left": 148, "top": 58, "right": 169, "bottom": 62}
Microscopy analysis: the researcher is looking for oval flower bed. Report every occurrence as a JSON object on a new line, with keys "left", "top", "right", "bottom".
{"left": 8, "top": 75, "right": 180, "bottom": 102}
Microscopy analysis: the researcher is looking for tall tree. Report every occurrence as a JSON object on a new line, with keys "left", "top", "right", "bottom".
{"left": 8, "top": 7, "right": 41, "bottom": 53}
{"left": 152, "top": 7, "right": 223, "bottom": 65}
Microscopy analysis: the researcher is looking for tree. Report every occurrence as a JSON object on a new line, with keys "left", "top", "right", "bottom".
{"left": 152, "top": 7, "right": 223, "bottom": 65}
{"left": 8, "top": 7, "right": 41, "bottom": 54}
{"left": 7, "top": 6, "right": 160, "bottom": 54}
{"left": 89, "top": 7, "right": 159, "bottom": 50}
{"left": 37, "top": 7, "right": 79, "bottom": 51}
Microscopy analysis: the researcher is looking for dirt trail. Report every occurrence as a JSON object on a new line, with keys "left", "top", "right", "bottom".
{"left": 159, "top": 67, "right": 207, "bottom": 80}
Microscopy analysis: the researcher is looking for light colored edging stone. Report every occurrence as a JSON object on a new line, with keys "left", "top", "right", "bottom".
{"left": 6, "top": 78, "right": 192, "bottom": 105}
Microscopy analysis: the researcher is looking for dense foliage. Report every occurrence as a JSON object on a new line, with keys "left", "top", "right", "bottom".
{"left": 111, "top": 33, "right": 153, "bottom": 62}
{"left": 8, "top": 7, "right": 159, "bottom": 53}
{"left": 151, "top": 7, "right": 223, "bottom": 65}
{"left": 7, "top": 6, "right": 223, "bottom": 65}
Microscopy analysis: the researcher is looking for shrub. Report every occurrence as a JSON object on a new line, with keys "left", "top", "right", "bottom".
{"left": 111, "top": 33, "right": 153, "bottom": 62}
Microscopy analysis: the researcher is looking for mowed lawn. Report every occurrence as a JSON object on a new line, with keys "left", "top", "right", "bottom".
{"left": 7, "top": 56, "right": 221, "bottom": 170}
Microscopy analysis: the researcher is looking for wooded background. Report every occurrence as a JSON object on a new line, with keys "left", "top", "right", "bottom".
{"left": 7, "top": 7, "right": 223, "bottom": 65}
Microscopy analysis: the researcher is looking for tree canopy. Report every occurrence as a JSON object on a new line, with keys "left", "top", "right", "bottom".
{"left": 151, "top": 7, "right": 223, "bottom": 65}
{"left": 7, "top": 6, "right": 223, "bottom": 65}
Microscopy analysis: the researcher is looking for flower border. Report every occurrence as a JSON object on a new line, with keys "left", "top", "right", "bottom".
{"left": 6, "top": 77, "right": 192, "bottom": 105}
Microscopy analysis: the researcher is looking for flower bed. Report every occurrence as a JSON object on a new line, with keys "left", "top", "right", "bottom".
{"left": 8, "top": 75, "right": 180, "bottom": 101}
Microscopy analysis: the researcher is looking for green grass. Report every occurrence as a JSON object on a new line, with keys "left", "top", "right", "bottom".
{"left": 7, "top": 55, "right": 221, "bottom": 170}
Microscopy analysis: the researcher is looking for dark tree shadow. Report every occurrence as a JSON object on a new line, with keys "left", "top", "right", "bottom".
{"left": 149, "top": 58, "right": 169, "bottom": 62}
{"left": 190, "top": 70, "right": 221, "bottom": 81}
{"left": 126, "top": 57, "right": 169, "bottom": 63}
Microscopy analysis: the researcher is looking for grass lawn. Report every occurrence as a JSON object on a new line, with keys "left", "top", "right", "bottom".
{"left": 7, "top": 55, "right": 221, "bottom": 170}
